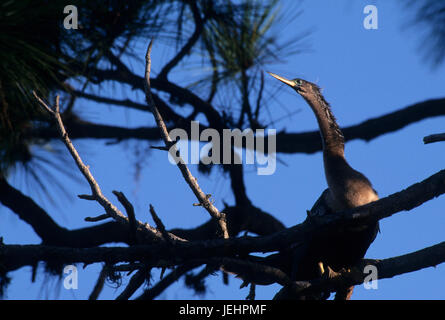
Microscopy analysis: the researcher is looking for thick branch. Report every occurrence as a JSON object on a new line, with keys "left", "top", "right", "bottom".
{"left": 275, "top": 97, "right": 445, "bottom": 154}
{"left": 1, "top": 156, "right": 282, "bottom": 250}
{"left": 83, "top": 64, "right": 224, "bottom": 129}
{"left": 64, "top": 50, "right": 445, "bottom": 154}
{"left": 4, "top": 164, "right": 445, "bottom": 274}
{"left": 0, "top": 175, "right": 63, "bottom": 243}
{"left": 3, "top": 240, "right": 445, "bottom": 298}
{"left": 29, "top": 119, "right": 161, "bottom": 141}
{"left": 0, "top": 174, "right": 138, "bottom": 246}
{"left": 80, "top": 58, "right": 445, "bottom": 153}
{"left": 3, "top": 167, "right": 445, "bottom": 273}
{"left": 282, "top": 241, "right": 445, "bottom": 297}
{"left": 28, "top": 98, "right": 445, "bottom": 156}
{"left": 73, "top": 90, "right": 184, "bottom": 124}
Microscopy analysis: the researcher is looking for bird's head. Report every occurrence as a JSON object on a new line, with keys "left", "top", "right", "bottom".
{"left": 267, "top": 72, "right": 320, "bottom": 98}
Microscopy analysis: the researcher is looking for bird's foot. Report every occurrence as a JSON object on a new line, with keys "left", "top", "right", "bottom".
{"left": 317, "top": 262, "right": 337, "bottom": 280}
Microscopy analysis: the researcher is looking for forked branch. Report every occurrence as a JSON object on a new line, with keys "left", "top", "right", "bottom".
{"left": 143, "top": 40, "right": 229, "bottom": 239}
{"left": 32, "top": 92, "right": 180, "bottom": 243}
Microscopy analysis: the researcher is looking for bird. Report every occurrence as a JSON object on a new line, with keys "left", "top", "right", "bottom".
{"left": 267, "top": 72, "right": 380, "bottom": 300}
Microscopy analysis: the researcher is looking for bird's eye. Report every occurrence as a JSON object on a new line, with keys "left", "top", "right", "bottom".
{"left": 295, "top": 79, "right": 302, "bottom": 85}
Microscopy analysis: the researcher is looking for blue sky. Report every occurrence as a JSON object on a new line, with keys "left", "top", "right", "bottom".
{"left": 2, "top": 0, "right": 445, "bottom": 300}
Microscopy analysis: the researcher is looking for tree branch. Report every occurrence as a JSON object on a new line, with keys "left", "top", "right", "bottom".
{"left": 116, "top": 269, "right": 149, "bottom": 300}
{"left": 28, "top": 98, "right": 445, "bottom": 156}
{"left": 88, "top": 264, "right": 109, "bottom": 300}
{"left": 275, "top": 98, "right": 445, "bottom": 154}
{"left": 79, "top": 57, "right": 445, "bottom": 152}
{"left": 0, "top": 175, "right": 64, "bottom": 243}
{"left": 279, "top": 240, "right": 445, "bottom": 298}
{"left": 3, "top": 239, "right": 445, "bottom": 299}
{"left": 144, "top": 41, "right": 229, "bottom": 239}
{"left": 33, "top": 94, "right": 128, "bottom": 224}
{"left": 3, "top": 166, "right": 445, "bottom": 274}
{"left": 113, "top": 191, "right": 138, "bottom": 244}
{"left": 32, "top": 92, "right": 185, "bottom": 244}
{"left": 73, "top": 90, "right": 185, "bottom": 124}
{"left": 424, "top": 132, "right": 445, "bottom": 144}
{"left": 149, "top": 204, "right": 175, "bottom": 243}
{"left": 29, "top": 119, "right": 162, "bottom": 141}
{"left": 157, "top": 1, "right": 204, "bottom": 79}
{"left": 0, "top": 174, "right": 169, "bottom": 247}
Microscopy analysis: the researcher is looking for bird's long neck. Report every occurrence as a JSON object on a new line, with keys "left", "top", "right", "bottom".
{"left": 303, "top": 92, "right": 345, "bottom": 158}
{"left": 303, "top": 90, "right": 378, "bottom": 210}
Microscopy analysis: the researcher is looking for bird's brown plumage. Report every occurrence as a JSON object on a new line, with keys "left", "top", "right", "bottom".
{"left": 269, "top": 73, "right": 379, "bottom": 300}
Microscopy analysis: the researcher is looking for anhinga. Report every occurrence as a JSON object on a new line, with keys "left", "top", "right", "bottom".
{"left": 268, "top": 73, "right": 379, "bottom": 300}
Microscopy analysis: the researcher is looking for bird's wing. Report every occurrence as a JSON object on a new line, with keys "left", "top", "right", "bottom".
{"left": 308, "top": 188, "right": 334, "bottom": 218}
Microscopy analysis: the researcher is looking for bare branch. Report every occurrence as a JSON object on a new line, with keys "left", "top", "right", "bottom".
{"left": 34, "top": 94, "right": 127, "bottom": 223}
{"left": 3, "top": 166, "right": 445, "bottom": 274}
{"left": 6, "top": 237, "right": 445, "bottom": 299}
{"left": 424, "top": 132, "right": 445, "bottom": 144}
{"left": 28, "top": 98, "right": 445, "bottom": 157}
{"left": 116, "top": 269, "right": 148, "bottom": 300}
{"left": 3, "top": 237, "right": 445, "bottom": 296}
{"left": 246, "top": 283, "right": 256, "bottom": 300}
{"left": 32, "top": 91, "right": 55, "bottom": 114}
{"left": 143, "top": 41, "right": 229, "bottom": 239}
{"left": 137, "top": 263, "right": 202, "bottom": 300}
{"left": 279, "top": 240, "right": 445, "bottom": 298}
{"left": 113, "top": 191, "right": 138, "bottom": 244}
{"left": 73, "top": 90, "right": 185, "bottom": 124}
{"left": 89, "top": 265, "right": 109, "bottom": 300}
{"left": 217, "top": 257, "right": 291, "bottom": 287}
{"left": 0, "top": 176, "right": 149, "bottom": 247}
{"left": 32, "top": 92, "right": 177, "bottom": 244}
{"left": 149, "top": 204, "right": 174, "bottom": 243}
{"left": 78, "top": 194, "right": 96, "bottom": 201}
{"left": 0, "top": 175, "right": 64, "bottom": 243}
{"left": 84, "top": 214, "right": 110, "bottom": 222}
{"left": 77, "top": 60, "right": 445, "bottom": 153}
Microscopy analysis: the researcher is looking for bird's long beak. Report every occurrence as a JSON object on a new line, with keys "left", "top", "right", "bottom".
{"left": 267, "top": 72, "right": 294, "bottom": 87}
